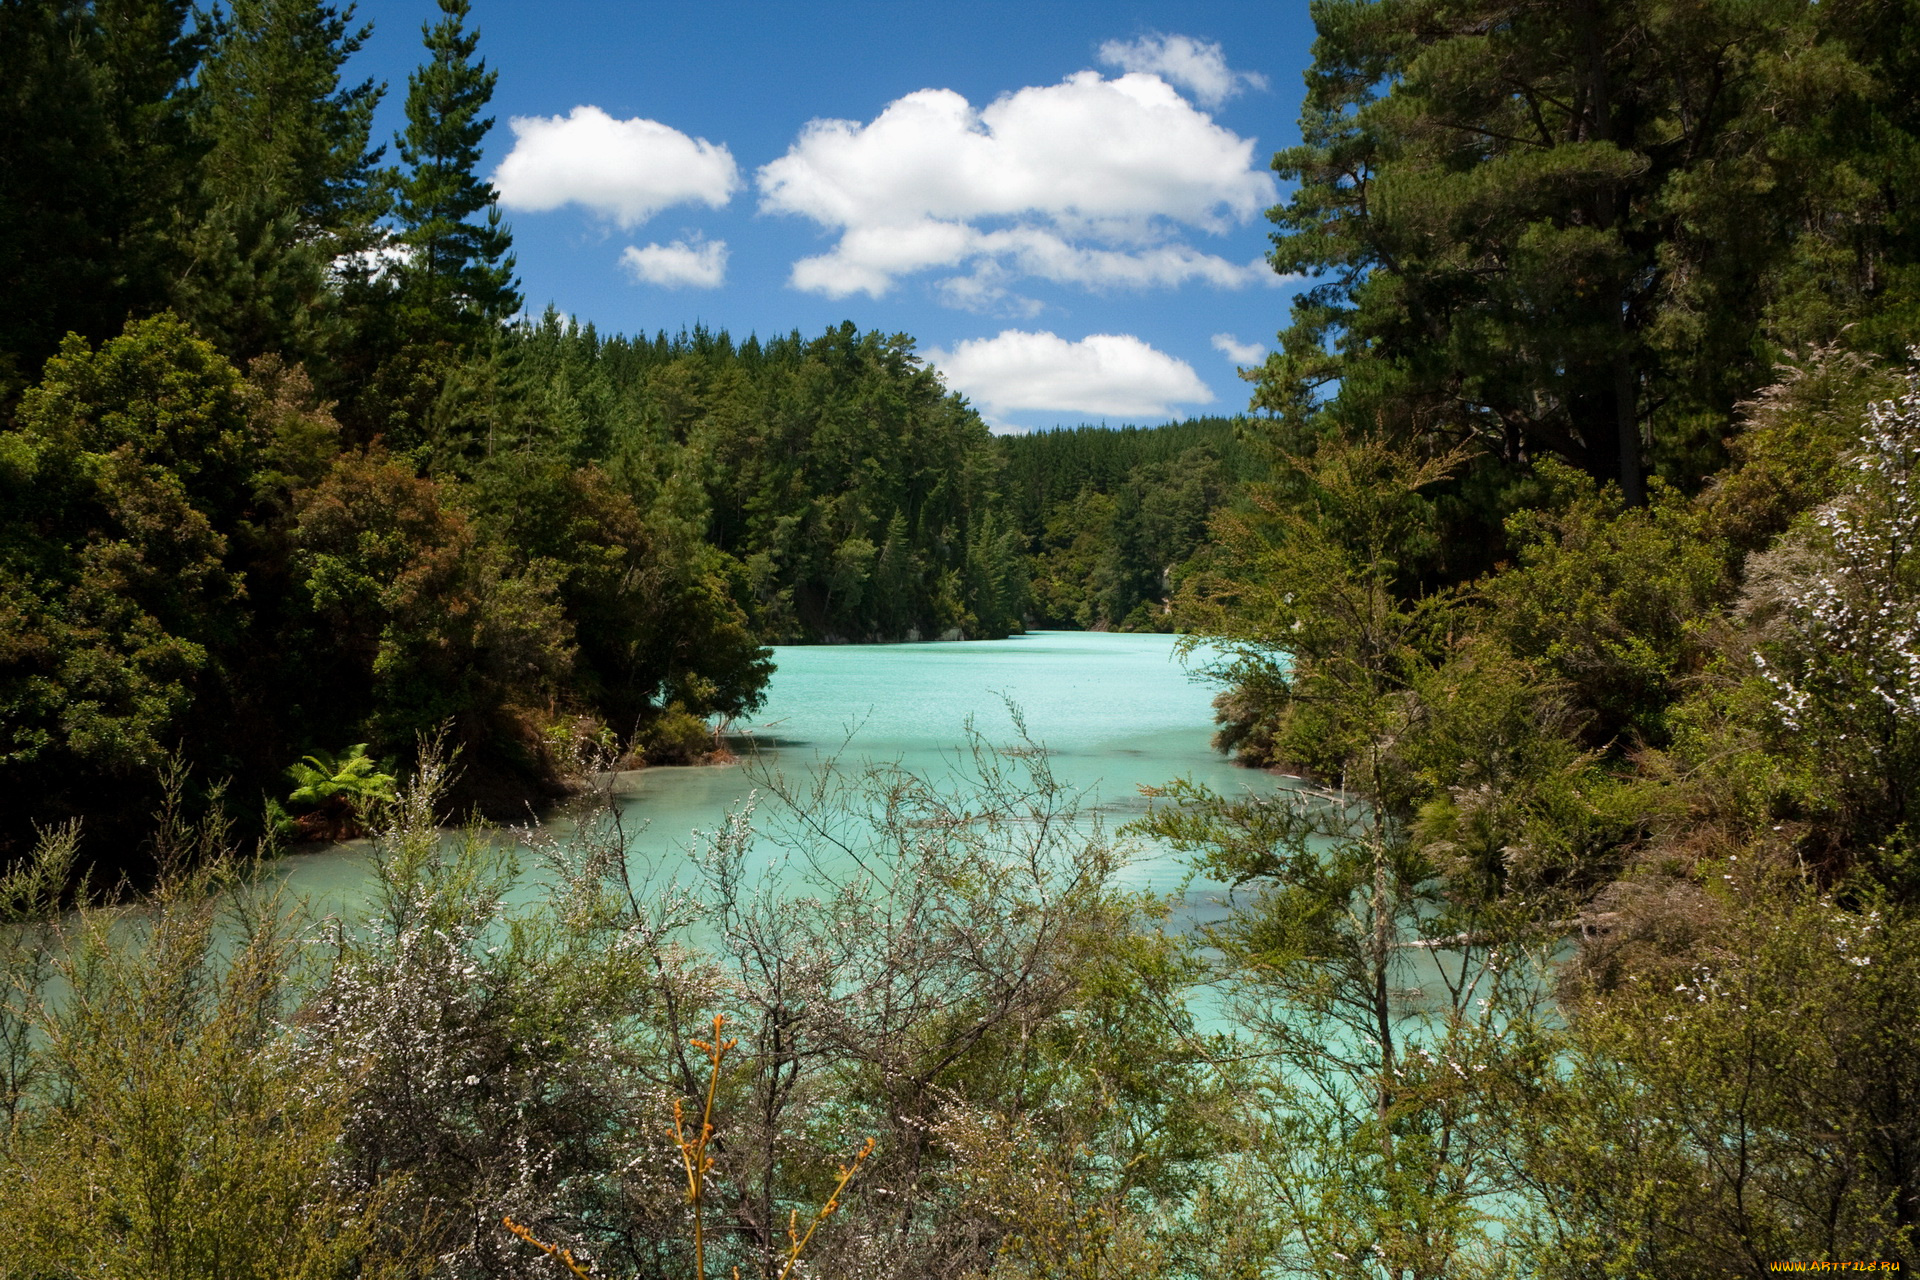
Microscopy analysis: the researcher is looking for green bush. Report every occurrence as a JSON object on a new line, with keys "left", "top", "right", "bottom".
{"left": 639, "top": 703, "right": 718, "bottom": 765}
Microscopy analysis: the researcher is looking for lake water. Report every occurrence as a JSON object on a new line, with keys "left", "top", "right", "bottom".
{"left": 270, "top": 631, "right": 1279, "bottom": 920}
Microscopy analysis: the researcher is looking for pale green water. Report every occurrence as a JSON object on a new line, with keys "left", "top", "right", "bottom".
{"left": 269, "top": 631, "right": 1276, "bottom": 921}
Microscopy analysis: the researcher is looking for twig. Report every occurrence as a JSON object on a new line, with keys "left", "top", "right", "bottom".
{"left": 675, "top": 1013, "right": 737, "bottom": 1279}
{"left": 777, "top": 1136, "right": 875, "bottom": 1280}
{"left": 502, "top": 1013, "right": 871, "bottom": 1280}
{"left": 502, "top": 1216, "right": 595, "bottom": 1279}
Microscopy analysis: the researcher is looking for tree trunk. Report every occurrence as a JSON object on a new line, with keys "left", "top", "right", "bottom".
{"left": 1614, "top": 345, "right": 1643, "bottom": 506}
{"left": 1578, "top": 0, "right": 1646, "bottom": 506}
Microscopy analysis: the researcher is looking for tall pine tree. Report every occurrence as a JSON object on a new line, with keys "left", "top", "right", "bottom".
{"left": 391, "top": 0, "right": 518, "bottom": 338}
{"left": 177, "top": 0, "right": 387, "bottom": 363}
{"left": 1257, "top": 0, "right": 1858, "bottom": 507}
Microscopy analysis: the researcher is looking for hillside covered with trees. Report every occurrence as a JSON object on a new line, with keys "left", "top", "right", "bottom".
{"left": 1000, "top": 418, "right": 1263, "bottom": 631}
{"left": 1158, "top": 0, "right": 1920, "bottom": 1270}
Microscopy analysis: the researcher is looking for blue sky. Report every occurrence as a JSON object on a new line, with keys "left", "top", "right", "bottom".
{"left": 344, "top": 0, "right": 1318, "bottom": 432}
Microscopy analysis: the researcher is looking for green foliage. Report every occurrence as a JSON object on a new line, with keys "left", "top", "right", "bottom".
{"left": 1736, "top": 378, "right": 1920, "bottom": 888}
{"left": 464, "top": 451, "right": 770, "bottom": 726}
{"left": 1004, "top": 420, "right": 1259, "bottom": 630}
{"left": 998, "top": 416, "right": 1262, "bottom": 526}
{"left": 638, "top": 703, "right": 717, "bottom": 765}
{"left": 289, "top": 446, "right": 574, "bottom": 746}
{"left": 1700, "top": 343, "right": 1902, "bottom": 553}
{"left": 0, "top": 300, "right": 1049, "bottom": 862}
{"left": 390, "top": 0, "right": 517, "bottom": 335}
{"left": 1483, "top": 464, "right": 1729, "bottom": 750}
{"left": 1766, "top": 0, "right": 1920, "bottom": 361}
{"left": 1145, "top": 437, "right": 1585, "bottom": 1278}
{"left": 1259, "top": 0, "right": 1880, "bottom": 507}
{"left": 176, "top": 0, "right": 387, "bottom": 364}
{"left": 286, "top": 741, "right": 396, "bottom": 808}
{"left": 472, "top": 315, "right": 1020, "bottom": 643}
{"left": 1180, "top": 434, "right": 1466, "bottom": 792}
{"left": 1181, "top": 300, "right": 1920, "bottom": 1270}
{"left": 0, "top": 0, "right": 202, "bottom": 395}
{"left": 1502, "top": 880, "right": 1920, "bottom": 1276}
{"left": 20, "top": 311, "right": 261, "bottom": 519}
{"left": 0, "top": 786, "right": 421, "bottom": 1280}
{"left": 0, "top": 316, "right": 260, "bottom": 840}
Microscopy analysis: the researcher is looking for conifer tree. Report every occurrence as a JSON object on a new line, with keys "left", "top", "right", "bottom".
{"left": 0, "top": 0, "right": 202, "bottom": 391}
{"left": 1258, "top": 0, "right": 1856, "bottom": 506}
{"left": 178, "top": 0, "right": 386, "bottom": 362}
{"left": 391, "top": 0, "right": 518, "bottom": 336}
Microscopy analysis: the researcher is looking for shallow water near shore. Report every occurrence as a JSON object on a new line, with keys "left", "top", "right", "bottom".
{"left": 268, "top": 631, "right": 1278, "bottom": 926}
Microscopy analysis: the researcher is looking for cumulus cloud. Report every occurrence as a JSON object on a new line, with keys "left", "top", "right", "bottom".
{"left": 493, "top": 105, "right": 739, "bottom": 228}
{"left": 758, "top": 70, "right": 1277, "bottom": 301}
{"left": 1097, "top": 33, "right": 1267, "bottom": 108}
{"left": 620, "top": 237, "right": 728, "bottom": 288}
{"left": 1211, "top": 332, "right": 1266, "bottom": 364}
{"left": 328, "top": 241, "right": 412, "bottom": 284}
{"left": 927, "top": 330, "right": 1215, "bottom": 424}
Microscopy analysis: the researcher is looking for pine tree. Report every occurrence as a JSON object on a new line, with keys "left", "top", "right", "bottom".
{"left": 391, "top": 0, "right": 518, "bottom": 336}
{"left": 0, "top": 0, "right": 202, "bottom": 393}
{"left": 178, "top": 0, "right": 387, "bottom": 361}
{"left": 1258, "top": 0, "right": 1857, "bottom": 506}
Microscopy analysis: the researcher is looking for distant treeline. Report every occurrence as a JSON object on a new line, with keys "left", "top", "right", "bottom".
{"left": 1000, "top": 418, "right": 1264, "bottom": 631}
{"left": 488, "top": 316, "right": 1023, "bottom": 647}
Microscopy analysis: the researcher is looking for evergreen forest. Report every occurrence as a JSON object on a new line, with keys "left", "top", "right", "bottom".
{"left": 4, "top": 0, "right": 1920, "bottom": 1277}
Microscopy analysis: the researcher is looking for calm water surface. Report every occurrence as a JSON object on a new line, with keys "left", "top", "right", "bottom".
{"left": 271, "top": 631, "right": 1278, "bottom": 919}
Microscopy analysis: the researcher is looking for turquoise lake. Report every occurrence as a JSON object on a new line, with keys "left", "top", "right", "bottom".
{"left": 270, "top": 630, "right": 1280, "bottom": 919}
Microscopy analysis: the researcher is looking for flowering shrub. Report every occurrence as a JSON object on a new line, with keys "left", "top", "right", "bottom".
{"left": 1752, "top": 374, "right": 1920, "bottom": 883}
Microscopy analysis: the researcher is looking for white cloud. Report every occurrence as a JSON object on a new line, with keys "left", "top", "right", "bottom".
{"left": 758, "top": 71, "right": 1276, "bottom": 301}
{"left": 1211, "top": 332, "right": 1266, "bottom": 364}
{"left": 1098, "top": 33, "right": 1267, "bottom": 108}
{"left": 927, "top": 330, "right": 1215, "bottom": 424}
{"left": 620, "top": 237, "right": 728, "bottom": 288}
{"left": 328, "top": 240, "right": 412, "bottom": 284}
{"left": 493, "top": 105, "right": 739, "bottom": 228}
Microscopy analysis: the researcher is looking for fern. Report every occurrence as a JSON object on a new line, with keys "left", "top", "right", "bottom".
{"left": 286, "top": 744, "right": 397, "bottom": 811}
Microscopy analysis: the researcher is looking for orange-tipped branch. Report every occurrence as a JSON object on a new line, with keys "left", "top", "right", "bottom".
{"left": 673, "top": 1014, "right": 738, "bottom": 1279}
{"left": 502, "top": 1215, "right": 595, "bottom": 1279}
{"left": 776, "top": 1136, "right": 876, "bottom": 1280}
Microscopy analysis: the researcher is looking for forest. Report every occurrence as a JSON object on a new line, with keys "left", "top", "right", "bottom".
{"left": 0, "top": 0, "right": 1049, "bottom": 857}
{"left": 4, "top": 0, "right": 1920, "bottom": 1277}
{"left": 1002, "top": 418, "right": 1263, "bottom": 632}
{"left": 0, "top": 0, "right": 1246, "bottom": 861}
